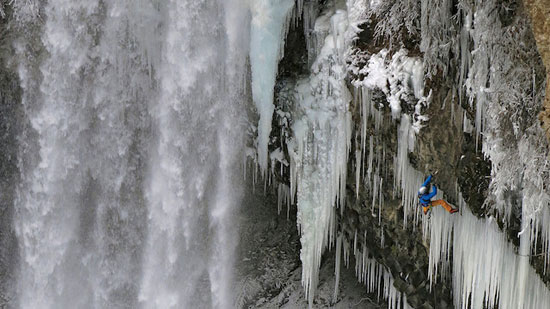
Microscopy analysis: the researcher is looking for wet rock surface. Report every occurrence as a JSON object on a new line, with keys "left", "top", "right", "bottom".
{"left": 339, "top": 88, "right": 457, "bottom": 308}
{"left": 340, "top": 197, "right": 454, "bottom": 309}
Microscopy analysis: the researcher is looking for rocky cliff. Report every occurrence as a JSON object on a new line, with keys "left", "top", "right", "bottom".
{"left": 523, "top": 0, "right": 550, "bottom": 141}
{"left": 243, "top": 0, "right": 550, "bottom": 308}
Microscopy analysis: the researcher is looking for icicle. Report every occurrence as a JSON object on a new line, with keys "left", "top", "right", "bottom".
{"left": 458, "top": 11, "right": 472, "bottom": 105}
{"left": 427, "top": 198, "right": 455, "bottom": 289}
{"left": 303, "top": 0, "right": 321, "bottom": 66}
{"left": 372, "top": 172, "right": 378, "bottom": 212}
{"left": 378, "top": 176, "right": 383, "bottom": 221}
{"left": 277, "top": 183, "right": 291, "bottom": 218}
{"left": 474, "top": 90, "right": 484, "bottom": 149}
{"left": 394, "top": 115, "right": 424, "bottom": 226}
{"left": 360, "top": 87, "right": 370, "bottom": 169}
{"left": 462, "top": 111, "right": 474, "bottom": 134}
{"left": 354, "top": 244, "right": 412, "bottom": 308}
{"left": 353, "top": 230, "right": 358, "bottom": 256}
{"left": 367, "top": 135, "right": 374, "bottom": 185}
{"left": 333, "top": 234, "right": 342, "bottom": 301}
{"left": 355, "top": 148, "right": 361, "bottom": 198}
{"left": 451, "top": 197, "right": 550, "bottom": 309}
{"left": 250, "top": 0, "right": 295, "bottom": 173}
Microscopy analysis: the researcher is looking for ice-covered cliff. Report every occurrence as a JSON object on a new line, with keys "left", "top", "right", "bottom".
{"left": 247, "top": 0, "right": 550, "bottom": 307}
{"left": 1, "top": 0, "right": 550, "bottom": 308}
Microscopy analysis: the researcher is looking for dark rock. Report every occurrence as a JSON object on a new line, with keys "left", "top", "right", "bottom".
{"left": 419, "top": 302, "right": 435, "bottom": 309}
{"left": 393, "top": 277, "right": 407, "bottom": 291}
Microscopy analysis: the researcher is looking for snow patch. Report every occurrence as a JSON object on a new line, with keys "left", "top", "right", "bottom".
{"left": 352, "top": 48, "right": 427, "bottom": 125}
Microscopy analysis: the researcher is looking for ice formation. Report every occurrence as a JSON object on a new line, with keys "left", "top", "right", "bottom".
{"left": 250, "top": 0, "right": 295, "bottom": 173}
{"left": 387, "top": 116, "right": 550, "bottom": 309}
{"left": 281, "top": 2, "right": 430, "bottom": 305}
{"left": 427, "top": 196, "right": 550, "bottom": 309}
{"left": 279, "top": 2, "right": 430, "bottom": 304}
{"left": 357, "top": 2, "right": 550, "bottom": 306}
{"left": 458, "top": 0, "right": 550, "bottom": 274}
{"left": 287, "top": 8, "right": 352, "bottom": 304}
{"left": 331, "top": 230, "right": 414, "bottom": 309}
{"left": 350, "top": 48, "right": 427, "bottom": 225}
{"left": 336, "top": 1, "right": 550, "bottom": 306}
{"left": 348, "top": 243, "right": 413, "bottom": 309}
{"left": 388, "top": 90, "right": 550, "bottom": 309}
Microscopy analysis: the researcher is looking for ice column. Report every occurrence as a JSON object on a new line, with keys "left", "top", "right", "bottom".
{"left": 394, "top": 115, "right": 425, "bottom": 226}
{"left": 250, "top": 0, "right": 295, "bottom": 173}
{"left": 288, "top": 9, "right": 352, "bottom": 305}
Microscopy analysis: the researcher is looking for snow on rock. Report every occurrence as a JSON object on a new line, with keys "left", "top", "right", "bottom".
{"left": 460, "top": 0, "right": 550, "bottom": 274}
{"left": 250, "top": 0, "right": 295, "bottom": 174}
{"left": 351, "top": 48, "right": 426, "bottom": 120}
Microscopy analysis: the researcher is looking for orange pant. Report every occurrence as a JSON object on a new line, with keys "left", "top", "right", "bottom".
{"left": 423, "top": 199, "right": 455, "bottom": 214}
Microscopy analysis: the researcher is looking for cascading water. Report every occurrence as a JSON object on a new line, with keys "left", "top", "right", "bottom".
{"left": 12, "top": 0, "right": 248, "bottom": 308}
{"left": 139, "top": 1, "right": 245, "bottom": 308}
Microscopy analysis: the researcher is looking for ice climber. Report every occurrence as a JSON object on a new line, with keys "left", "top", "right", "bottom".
{"left": 418, "top": 174, "right": 459, "bottom": 215}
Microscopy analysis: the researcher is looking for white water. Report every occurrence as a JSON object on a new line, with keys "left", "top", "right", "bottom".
{"left": 13, "top": 1, "right": 248, "bottom": 308}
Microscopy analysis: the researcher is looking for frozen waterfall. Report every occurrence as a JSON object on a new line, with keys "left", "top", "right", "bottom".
{"left": 6, "top": 0, "right": 550, "bottom": 308}
{"left": 12, "top": 0, "right": 247, "bottom": 308}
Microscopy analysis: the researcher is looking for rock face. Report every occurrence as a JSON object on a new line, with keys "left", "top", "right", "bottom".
{"left": 523, "top": 0, "right": 550, "bottom": 141}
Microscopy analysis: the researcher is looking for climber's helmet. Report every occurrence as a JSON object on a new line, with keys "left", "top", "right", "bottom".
{"left": 418, "top": 186, "right": 428, "bottom": 196}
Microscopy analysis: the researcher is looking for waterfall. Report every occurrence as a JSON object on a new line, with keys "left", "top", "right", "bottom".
{"left": 12, "top": 0, "right": 248, "bottom": 308}
{"left": 138, "top": 0, "right": 245, "bottom": 308}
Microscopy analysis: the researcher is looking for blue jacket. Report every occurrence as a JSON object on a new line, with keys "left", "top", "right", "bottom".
{"left": 418, "top": 175, "right": 437, "bottom": 206}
